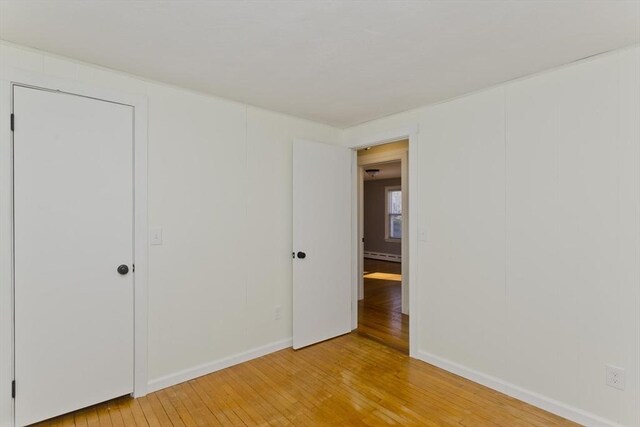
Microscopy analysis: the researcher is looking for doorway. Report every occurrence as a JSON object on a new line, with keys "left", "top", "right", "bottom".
{"left": 356, "top": 140, "right": 409, "bottom": 353}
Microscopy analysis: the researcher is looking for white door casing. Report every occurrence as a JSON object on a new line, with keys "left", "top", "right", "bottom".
{"left": 347, "top": 126, "right": 418, "bottom": 357}
{"left": 13, "top": 86, "right": 134, "bottom": 426}
{"left": 292, "top": 139, "right": 352, "bottom": 349}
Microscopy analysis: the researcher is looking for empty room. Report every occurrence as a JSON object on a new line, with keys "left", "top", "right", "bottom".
{"left": 0, "top": 1, "right": 639, "bottom": 426}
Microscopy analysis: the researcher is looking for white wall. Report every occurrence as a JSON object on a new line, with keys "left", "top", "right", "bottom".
{"left": 345, "top": 45, "right": 640, "bottom": 427}
{"left": 145, "top": 88, "right": 339, "bottom": 384}
{"left": 0, "top": 41, "right": 342, "bottom": 425}
{"left": 1, "top": 38, "right": 639, "bottom": 427}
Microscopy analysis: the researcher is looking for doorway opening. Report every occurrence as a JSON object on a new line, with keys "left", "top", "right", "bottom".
{"left": 356, "top": 140, "right": 409, "bottom": 353}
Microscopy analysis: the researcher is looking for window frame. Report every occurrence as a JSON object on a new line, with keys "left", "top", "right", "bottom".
{"left": 384, "top": 185, "right": 402, "bottom": 242}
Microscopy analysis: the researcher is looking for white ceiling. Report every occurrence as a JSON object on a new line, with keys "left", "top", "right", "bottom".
{"left": 1, "top": 1, "right": 638, "bottom": 127}
{"left": 363, "top": 161, "right": 401, "bottom": 181}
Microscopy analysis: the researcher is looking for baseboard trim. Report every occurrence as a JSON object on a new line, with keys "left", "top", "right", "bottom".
{"left": 364, "top": 251, "right": 401, "bottom": 262}
{"left": 147, "top": 338, "right": 292, "bottom": 393}
{"left": 417, "top": 350, "right": 621, "bottom": 427}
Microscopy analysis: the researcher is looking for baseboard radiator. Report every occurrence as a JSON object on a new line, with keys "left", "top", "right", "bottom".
{"left": 364, "top": 251, "right": 402, "bottom": 262}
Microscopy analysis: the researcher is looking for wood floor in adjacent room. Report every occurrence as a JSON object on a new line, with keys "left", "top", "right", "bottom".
{"left": 34, "top": 333, "right": 577, "bottom": 427}
{"left": 357, "top": 259, "right": 408, "bottom": 353}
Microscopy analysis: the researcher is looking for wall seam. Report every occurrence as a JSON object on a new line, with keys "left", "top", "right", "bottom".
{"left": 503, "top": 85, "right": 509, "bottom": 385}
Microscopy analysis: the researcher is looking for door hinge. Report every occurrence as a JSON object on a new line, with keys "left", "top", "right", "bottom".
{"left": 10, "top": 114, "right": 14, "bottom": 132}
{"left": 11, "top": 380, "right": 15, "bottom": 398}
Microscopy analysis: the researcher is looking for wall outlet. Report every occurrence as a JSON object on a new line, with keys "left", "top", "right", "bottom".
{"left": 274, "top": 306, "right": 282, "bottom": 320}
{"left": 605, "top": 365, "right": 625, "bottom": 390}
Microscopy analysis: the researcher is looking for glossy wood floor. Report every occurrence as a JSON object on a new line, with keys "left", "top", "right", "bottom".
{"left": 34, "top": 333, "right": 577, "bottom": 426}
{"left": 357, "top": 259, "right": 409, "bottom": 353}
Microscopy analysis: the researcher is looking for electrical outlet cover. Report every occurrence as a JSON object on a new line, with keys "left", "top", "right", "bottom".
{"left": 605, "top": 365, "right": 626, "bottom": 391}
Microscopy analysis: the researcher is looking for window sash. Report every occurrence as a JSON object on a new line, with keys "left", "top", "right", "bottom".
{"left": 389, "top": 214, "right": 402, "bottom": 239}
{"left": 385, "top": 185, "right": 402, "bottom": 241}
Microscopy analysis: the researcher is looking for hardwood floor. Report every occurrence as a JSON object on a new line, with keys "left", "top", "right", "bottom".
{"left": 33, "top": 333, "right": 577, "bottom": 426}
{"left": 32, "top": 259, "right": 576, "bottom": 426}
{"left": 357, "top": 259, "right": 409, "bottom": 353}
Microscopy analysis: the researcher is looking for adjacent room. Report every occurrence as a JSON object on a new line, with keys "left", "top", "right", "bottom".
{"left": 0, "top": 1, "right": 639, "bottom": 426}
{"left": 357, "top": 140, "right": 409, "bottom": 353}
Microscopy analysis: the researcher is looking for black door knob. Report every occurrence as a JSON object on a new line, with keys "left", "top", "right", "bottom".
{"left": 296, "top": 251, "right": 306, "bottom": 259}
{"left": 117, "top": 264, "right": 129, "bottom": 275}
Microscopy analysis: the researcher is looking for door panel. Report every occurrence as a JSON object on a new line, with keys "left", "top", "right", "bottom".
{"left": 13, "top": 86, "right": 134, "bottom": 426}
{"left": 293, "top": 139, "right": 352, "bottom": 349}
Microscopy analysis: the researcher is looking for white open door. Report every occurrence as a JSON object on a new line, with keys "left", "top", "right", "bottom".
{"left": 292, "top": 139, "right": 352, "bottom": 349}
{"left": 13, "top": 86, "right": 134, "bottom": 426}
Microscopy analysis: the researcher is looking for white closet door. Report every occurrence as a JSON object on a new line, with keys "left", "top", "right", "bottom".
{"left": 13, "top": 86, "right": 134, "bottom": 426}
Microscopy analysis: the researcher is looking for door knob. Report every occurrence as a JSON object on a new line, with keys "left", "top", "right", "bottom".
{"left": 117, "top": 264, "right": 129, "bottom": 275}
{"left": 296, "top": 251, "right": 306, "bottom": 259}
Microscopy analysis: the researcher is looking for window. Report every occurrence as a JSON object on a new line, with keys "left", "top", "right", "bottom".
{"left": 385, "top": 186, "right": 402, "bottom": 241}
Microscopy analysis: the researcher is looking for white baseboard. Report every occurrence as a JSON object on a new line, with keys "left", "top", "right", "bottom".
{"left": 364, "top": 251, "right": 401, "bottom": 262}
{"left": 147, "top": 338, "right": 292, "bottom": 393}
{"left": 417, "top": 350, "right": 622, "bottom": 427}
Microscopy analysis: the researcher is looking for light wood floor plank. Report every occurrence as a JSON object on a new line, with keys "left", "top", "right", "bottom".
{"left": 358, "top": 259, "right": 408, "bottom": 354}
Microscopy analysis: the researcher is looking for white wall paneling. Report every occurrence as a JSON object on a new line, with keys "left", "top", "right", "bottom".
{"left": 1, "top": 37, "right": 638, "bottom": 427}
{"left": 419, "top": 86, "right": 507, "bottom": 381}
{"left": 346, "top": 45, "right": 640, "bottom": 427}
{"left": 0, "top": 41, "right": 342, "bottom": 427}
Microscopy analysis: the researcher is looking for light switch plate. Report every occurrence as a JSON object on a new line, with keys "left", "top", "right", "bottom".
{"left": 150, "top": 227, "right": 163, "bottom": 245}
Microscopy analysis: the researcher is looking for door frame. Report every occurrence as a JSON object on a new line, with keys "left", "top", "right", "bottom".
{"left": 0, "top": 67, "right": 149, "bottom": 427}
{"left": 347, "top": 126, "right": 418, "bottom": 357}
